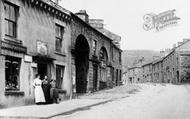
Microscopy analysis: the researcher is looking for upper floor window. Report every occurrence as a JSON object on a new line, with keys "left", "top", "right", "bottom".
{"left": 92, "top": 40, "right": 97, "bottom": 55}
{"left": 4, "top": 2, "right": 17, "bottom": 38}
{"left": 119, "top": 52, "right": 121, "bottom": 64}
{"left": 55, "top": 24, "right": 64, "bottom": 52}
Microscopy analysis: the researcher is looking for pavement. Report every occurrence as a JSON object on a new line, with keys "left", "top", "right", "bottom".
{"left": 0, "top": 85, "right": 140, "bottom": 119}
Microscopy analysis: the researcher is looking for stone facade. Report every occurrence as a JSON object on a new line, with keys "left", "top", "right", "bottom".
{"left": 142, "top": 62, "right": 153, "bottom": 82}
{"left": 152, "top": 58, "right": 163, "bottom": 83}
{"left": 140, "top": 39, "right": 190, "bottom": 84}
{"left": 127, "top": 66, "right": 142, "bottom": 83}
{"left": 70, "top": 11, "right": 122, "bottom": 93}
{"left": 0, "top": 0, "right": 122, "bottom": 107}
{"left": 162, "top": 40, "right": 190, "bottom": 83}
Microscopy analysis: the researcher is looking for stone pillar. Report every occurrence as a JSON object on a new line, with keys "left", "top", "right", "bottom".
{"left": 0, "top": 56, "right": 5, "bottom": 105}
{"left": 97, "top": 65, "right": 100, "bottom": 90}
{"left": 87, "top": 61, "right": 93, "bottom": 92}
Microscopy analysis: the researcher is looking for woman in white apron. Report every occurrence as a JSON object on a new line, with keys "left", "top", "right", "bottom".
{"left": 33, "top": 74, "right": 45, "bottom": 104}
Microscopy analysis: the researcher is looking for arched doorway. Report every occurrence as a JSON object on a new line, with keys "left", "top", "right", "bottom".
{"left": 99, "top": 47, "right": 108, "bottom": 89}
{"left": 75, "top": 35, "right": 90, "bottom": 93}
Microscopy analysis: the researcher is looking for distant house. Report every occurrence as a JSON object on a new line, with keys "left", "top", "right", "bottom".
{"left": 152, "top": 58, "right": 164, "bottom": 83}
{"left": 142, "top": 62, "right": 153, "bottom": 82}
{"left": 128, "top": 66, "right": 142, "bottom": 84}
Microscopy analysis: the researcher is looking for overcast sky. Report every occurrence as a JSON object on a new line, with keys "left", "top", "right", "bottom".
{"left": 60, "top": 0, "right": 190, "bottom": 51}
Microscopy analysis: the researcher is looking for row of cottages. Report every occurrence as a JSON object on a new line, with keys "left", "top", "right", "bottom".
{"left": 0, "top": 0, "right": 122, "bottom": 107}
{"left": 142, "top": 62, "right": 153, "bottom": 82}
{"left": 162, "top": 39, "right": 190, "bottom": 83}
{"left": 142, "top": 39, "right": 190, "bottom": 84}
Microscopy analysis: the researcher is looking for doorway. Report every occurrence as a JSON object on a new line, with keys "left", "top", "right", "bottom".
{"left": 37, "top": 63, "right": 47, "bottom": 80}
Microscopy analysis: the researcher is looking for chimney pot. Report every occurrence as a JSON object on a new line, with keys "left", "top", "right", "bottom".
{"left": 183, "top": 39, "right": 190, "bottom": 43}
{"left": 177, "top": 42, "right": 183, "bottom": 46}
{"left": 75, "top": 10, "right": 89, "bottom": 23}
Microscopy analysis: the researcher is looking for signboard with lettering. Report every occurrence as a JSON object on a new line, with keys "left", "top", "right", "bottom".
{"left": 24, "top": 55, "right": 32, "bottom": 63}
{"left": 37, "top": 41, "right": 48, "bottom": 55}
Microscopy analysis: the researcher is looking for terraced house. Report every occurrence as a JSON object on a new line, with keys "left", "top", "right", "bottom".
{"left": 162, "top": 39, "right": 190, "bottom": 83}
{"left": 0, "top": 0, "right": 122, "bottom": 107}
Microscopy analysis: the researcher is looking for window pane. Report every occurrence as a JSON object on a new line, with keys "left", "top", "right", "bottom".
{"left": 93, "top": 40, "right": 97, "bottom": 54}
{"left": 56, "top": 38, "right": 62, "bottom": 52}
{"left": 5, "top": 56, "right": 20, "bottom": 90}
{"left": 4, "top": 20, "right": 9, "bottom": 35}
{"left": 55, "top": 25, "right": 61, "bottom": 38}
{"left": 4, "top": 3, "right": 9, "bottom": 19}
{"left": 9, "top": 5, "right": 16, "bottom": 21}
{"left": 55, "top": 25, "right": 64, "bottom": 38}
{"left": 8, "top": 21, "right": 14, "bottom": 37}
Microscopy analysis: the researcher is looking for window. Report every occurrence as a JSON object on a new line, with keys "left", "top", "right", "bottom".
{"left": 92, "top": 40, "right": 97, "bottom": 55}
{"left": 5, "top": 56, "right": 21, "bottom": 91}
{"left": 4, "top": 2, "right": 17, "bottom": 38}
{"left": 56, "top": 65, "right": 65, "bottom": 89}
{"left": 55, "top": 24, "right": 64, "bottom": 52}
{"left": 119, "top": 52, "right": 121, "bottom": 64}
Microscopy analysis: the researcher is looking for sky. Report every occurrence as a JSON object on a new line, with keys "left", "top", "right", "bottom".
{"left": 60, "top": 0, "right": 190, "bottom": 51}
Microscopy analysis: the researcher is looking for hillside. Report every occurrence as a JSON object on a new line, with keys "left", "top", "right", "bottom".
{"left": 122, "top": 50, "right": 160, "bottom": 71}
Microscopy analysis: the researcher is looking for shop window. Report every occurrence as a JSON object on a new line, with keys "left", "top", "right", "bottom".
{"left": 5, "top": 56, "right": 21, "bottom": 91}
{"left": 56, "top": 65, "right": 65, "bottom": 89}
{"left": 55, "top": 24, "right": 64, "bottom": 52}
{"left": 4, "top": 2, "right": 18, "bottom": 38}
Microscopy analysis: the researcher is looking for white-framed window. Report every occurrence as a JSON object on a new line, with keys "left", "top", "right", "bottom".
{"left": 55, "top": 24, "right": 64, "bottom": 52}
{"left": 4, "top": 2, "right": 18, "bottom": 38}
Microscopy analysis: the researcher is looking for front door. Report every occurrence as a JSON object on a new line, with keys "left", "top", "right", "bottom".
{"left": 37, "top": 63, "right": 47, "bottom": 80}
{"left": 56, "top": 65, "right": 65, "bottom": 89}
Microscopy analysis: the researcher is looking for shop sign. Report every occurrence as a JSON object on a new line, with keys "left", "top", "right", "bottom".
{"left": 24, "top": 55, "right": 32, "bottom": 63}
{"left": 37, "top": 41, "right": 48, "bottom": 55}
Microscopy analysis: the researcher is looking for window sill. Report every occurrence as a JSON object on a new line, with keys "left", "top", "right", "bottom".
{"left": 4, "top": 36, "right": 22, "bottom": 44}
{"left": 5, "top": 91, "right": 25, "bottom": 96}
{"left": 55, "top": 51, "right": 66, "bottom": 57}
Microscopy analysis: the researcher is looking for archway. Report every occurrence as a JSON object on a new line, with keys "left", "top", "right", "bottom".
{"left": 75, "top": 35, "right": 90, "bottom": 93}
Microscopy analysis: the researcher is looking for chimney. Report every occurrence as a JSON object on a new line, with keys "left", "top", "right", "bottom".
{"left": 183, "top": 39, "right": 190, "bottom": 43}
{"left": 89, "top": 19, "right": 104, "bottom": 29}
{"left": 177, "top": 42, "right": 183, "bottom": 46}
{"left": 172, "top": 44, "right": 176, "bottom": 49}
{"left": 75, "top": 10, "right": 89, "bottom": 23}
{"left": 51, "top": 0, "right": 60, "bottom": 4}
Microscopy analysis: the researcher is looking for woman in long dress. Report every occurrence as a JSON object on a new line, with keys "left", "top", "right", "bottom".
{"left": 33, "top": 74, "right": 45, "bottom": 104}
{"left": 42, "top": 75, "right": 51, "bottom": 104}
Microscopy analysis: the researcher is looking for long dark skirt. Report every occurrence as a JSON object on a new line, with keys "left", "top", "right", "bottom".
{"left": 42, "top": 83, "right": 51, "bottom": 104}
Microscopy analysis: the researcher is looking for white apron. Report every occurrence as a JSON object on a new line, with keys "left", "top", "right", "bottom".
{"left": 33, "top": 78, "right": 45, "bottom": 103}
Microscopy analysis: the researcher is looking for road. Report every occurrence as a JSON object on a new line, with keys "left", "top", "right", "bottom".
{"left": 52, "top": 84, "right": 190, "bottom": 119}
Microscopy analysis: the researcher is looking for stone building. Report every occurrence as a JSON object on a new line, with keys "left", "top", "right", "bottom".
{"left": 128, "top": 66, "right": 142, "bottom": 83}
{"left": 71, "top": 10, "right": 122, "bottom": 92}
{"left": 162, "top": 39, "right": 190, "bottom": 83}
{"left": 122, "top": 71, "right": 129, "bottom": 84}
{"left": 152, "top": 58, "right": 164, "bottom": 83}
{"left": 0, "top": 0, "right": 122, "bottom": 107}
{"left": 142, "top": 62, "right": 153, "bottom": 82}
